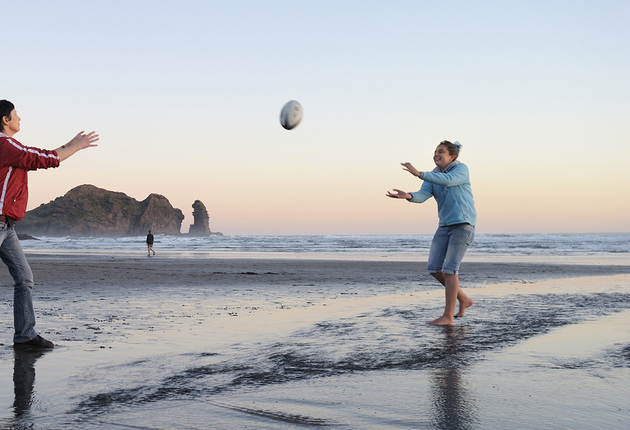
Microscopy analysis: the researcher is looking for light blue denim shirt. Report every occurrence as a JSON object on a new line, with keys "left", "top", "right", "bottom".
{"left": 408, "top": 161, "right": 477, "bottom": 227}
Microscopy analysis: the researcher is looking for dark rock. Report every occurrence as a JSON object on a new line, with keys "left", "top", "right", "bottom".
{"left": 188, "top": 200, "right": 211, "bottom": 236}
{"left": 187, "top": 200, "right": 223, "bottom": 236}
{"left": 16, "top": 184, "right": 184, "bottom": 237}
{"left": 17, "top": 233, "right": 39, "bottom": 240}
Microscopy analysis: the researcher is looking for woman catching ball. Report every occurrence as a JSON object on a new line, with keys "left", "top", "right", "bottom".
{"left": 387, "top": 140, "right": 477, "bottom": 326}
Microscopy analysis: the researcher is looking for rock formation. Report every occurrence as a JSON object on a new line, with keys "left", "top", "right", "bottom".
{"left": 188, "top": 200, "right": 211, "bottom": 236}
{"left": 16, "top": 184, "right": 184, "bottom": 237}
{"left": 17, "top": 234, "right": 39, "bottom": 240}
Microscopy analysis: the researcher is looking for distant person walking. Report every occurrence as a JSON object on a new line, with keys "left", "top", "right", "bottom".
{"left": 1, "top": 99, "right": 98, "bottom": 348}
{"left": 387, "top": 140, "right": 477, "bottom": 326}
{"left": 146, "top": 230, "right": 155, "bottom": 256}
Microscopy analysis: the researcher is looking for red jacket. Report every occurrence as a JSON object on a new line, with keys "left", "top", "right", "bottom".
{"left": 0, "top": 134, "right": 60, "bottom": 221}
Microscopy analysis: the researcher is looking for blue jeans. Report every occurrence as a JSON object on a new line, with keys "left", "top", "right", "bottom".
{"left": 427, "top": 223, "right": 475, "bottom": 275}
{"left": 0, "top": 222, "right": 37, "bottom": 343}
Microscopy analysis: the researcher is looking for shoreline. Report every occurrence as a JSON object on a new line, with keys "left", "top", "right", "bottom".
{"left": 13, "top": 253, "right": 630, "bottom": 292}
{"left": 20, "top": 248, "right": 630, "bottom": 266}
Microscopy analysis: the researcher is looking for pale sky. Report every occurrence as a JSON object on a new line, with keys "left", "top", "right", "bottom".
{"left": 4, "top": 1, "right": 629, "bottom": 235}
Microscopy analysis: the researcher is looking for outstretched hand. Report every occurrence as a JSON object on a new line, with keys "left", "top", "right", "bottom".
{"left": 69, "top": 131, "right": 99, "bottom": 150}
{"left": 401, "top": 162, "right": 421, "bottom": 178}
{"left": 386, "top": 189, "right": 412, "bottom": 199}
{"left": 56, "top": 131, "right": 99, "bottom": 162}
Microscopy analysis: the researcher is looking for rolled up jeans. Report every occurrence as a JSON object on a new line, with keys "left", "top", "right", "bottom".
{"left": 0, "top": 222, "right": 37, "bottom": 343}
{"left": 427, "top": 223, "right": 475, "bottom": 275}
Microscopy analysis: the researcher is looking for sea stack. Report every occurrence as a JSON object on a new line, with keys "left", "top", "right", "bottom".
{"left": 188, "top": 200, "right": 211, "bottom": 236}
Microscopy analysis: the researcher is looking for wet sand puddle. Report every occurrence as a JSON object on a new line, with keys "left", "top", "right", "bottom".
{"left": 1, "top": 274, "right": 629, "bottom": 429}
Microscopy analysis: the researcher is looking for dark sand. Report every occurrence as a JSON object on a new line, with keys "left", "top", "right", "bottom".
{"left": 1, "top": 254, "right": 630, "bottom": 429}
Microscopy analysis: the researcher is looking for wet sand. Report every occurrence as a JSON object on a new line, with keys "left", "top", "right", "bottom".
{"left": 1, "top": 254, "right": 630, "bottom": 429}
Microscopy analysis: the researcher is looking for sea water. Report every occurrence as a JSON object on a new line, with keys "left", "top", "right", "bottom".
{"left": 19, "top": 233, "right": 630, "bottom": 262}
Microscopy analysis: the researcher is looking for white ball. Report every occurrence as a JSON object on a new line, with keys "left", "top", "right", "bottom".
{"left": 279, "top": 100, "right": 303, "bottom": 130}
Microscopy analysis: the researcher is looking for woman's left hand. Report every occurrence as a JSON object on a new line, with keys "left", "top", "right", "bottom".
{"left": 386, "top": 189, "right": 412, "bottom": 199}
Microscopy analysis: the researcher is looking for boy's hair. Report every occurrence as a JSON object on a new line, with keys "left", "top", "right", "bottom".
{"left": 0, "top": 100, "right": 15, "bottom": 133}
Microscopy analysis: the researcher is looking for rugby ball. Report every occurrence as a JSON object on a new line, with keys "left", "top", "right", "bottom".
{"left": 279, "top": 100, "right": 303, "bottom": 130}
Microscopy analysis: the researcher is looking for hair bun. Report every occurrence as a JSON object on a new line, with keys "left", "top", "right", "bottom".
{"left": 453, "top": 141, "right": 462, "bottom": 152}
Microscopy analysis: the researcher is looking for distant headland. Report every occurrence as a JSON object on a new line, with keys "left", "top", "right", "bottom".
{"left": 15, "top": 184, "right": 222, "bottom": 237}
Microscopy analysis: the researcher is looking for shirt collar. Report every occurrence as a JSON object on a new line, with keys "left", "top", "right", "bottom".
{"left": 432, "top": 160, "right": 460, "bottom": 173}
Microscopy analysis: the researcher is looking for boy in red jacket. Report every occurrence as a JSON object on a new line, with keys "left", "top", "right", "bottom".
{"left": 0, "top": 99, "right": 99, "bottom": 348}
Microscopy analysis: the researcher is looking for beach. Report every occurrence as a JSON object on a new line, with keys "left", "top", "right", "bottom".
{"left": 1, "top": 253, "right": 630, "bottom": 429}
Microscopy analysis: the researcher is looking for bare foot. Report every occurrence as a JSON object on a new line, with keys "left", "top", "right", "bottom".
{"left": 428, "top": 315, "right": 454, "bottom": 326}
{"left": 455, "top": 299, "right": 474, "bottom": 318}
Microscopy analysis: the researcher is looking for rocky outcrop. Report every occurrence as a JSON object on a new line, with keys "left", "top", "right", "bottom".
{"left": 16, "top": 184, "right": 184, "bottom": 237}
{"left": 17, "top": 234, "right": 39, "bottom": 240}
{"left": 188, "top": 200, "right": 210, "bottom": 236}
{"left": 187, "top": 200, "right": 223, "bottom": 236}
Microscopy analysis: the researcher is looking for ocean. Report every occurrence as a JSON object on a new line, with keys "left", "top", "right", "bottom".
{"left": 20, "top": 232, "right": 630, "bottom": 263}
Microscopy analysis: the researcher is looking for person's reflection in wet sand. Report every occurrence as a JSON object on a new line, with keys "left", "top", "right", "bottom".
{"left": 430, "top": 326, "right": 478, "bottom": 430}
{"left": 13, "top": 348, "right": 49, "bottom": 422}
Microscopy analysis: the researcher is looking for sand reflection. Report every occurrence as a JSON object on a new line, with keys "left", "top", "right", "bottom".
{"left": 430, "top": 326, "right": 477, "bottom": 430}
{"left": 12, "top": 348, "right": 49, "bottom": 424}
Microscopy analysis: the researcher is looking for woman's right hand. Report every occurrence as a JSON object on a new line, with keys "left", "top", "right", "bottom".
{"left": 401, "top": 162, "right": 421, "bottom": 178}
{"left": 386, "top": 189, "right": 412, "bottom": 199}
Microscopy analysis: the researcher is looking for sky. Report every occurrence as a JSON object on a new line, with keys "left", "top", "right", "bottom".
{"left": 4, "top": 0, "right": 629, "bottom": 235}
